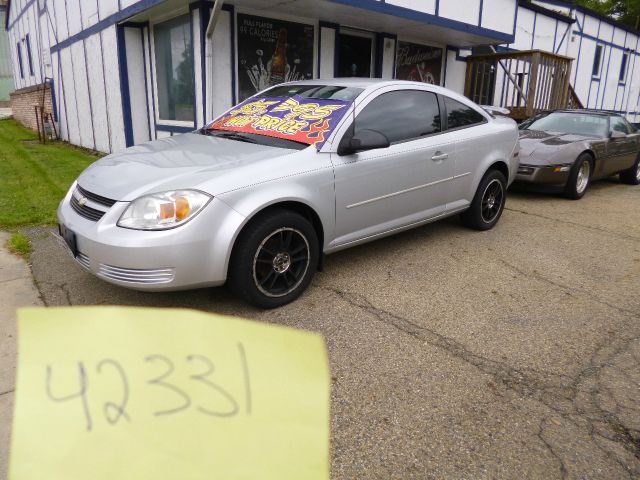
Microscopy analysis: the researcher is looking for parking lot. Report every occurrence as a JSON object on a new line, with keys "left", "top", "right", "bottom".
{"left": 18, "top": 179, "right": 640, "bottom": 478}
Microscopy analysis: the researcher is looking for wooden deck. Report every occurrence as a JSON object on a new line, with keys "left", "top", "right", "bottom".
{"left": 464, "top": 50, "right": 581, "bottom": 121}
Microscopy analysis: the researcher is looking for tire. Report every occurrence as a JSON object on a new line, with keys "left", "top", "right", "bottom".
{"left": 619, "top": 153, "right": 640, "bottom": 185}
{"left": 461, "top": 169, "right": 507, "bottom": 231}
{"left": 564, "top": 153, "right": 593, "bottom": 199}
{"left": 227, "top": 209, "right": 319, "bottom": 309}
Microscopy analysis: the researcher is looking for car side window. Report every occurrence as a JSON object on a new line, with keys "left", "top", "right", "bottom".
{"left": 610, "top": 116, "right": 631, "bottom": 135}
{"left": 444, "top": 97, "right": 486, "bottom": 130}
{"left": 353, "top": 90, "right": 441, "bottom": 144}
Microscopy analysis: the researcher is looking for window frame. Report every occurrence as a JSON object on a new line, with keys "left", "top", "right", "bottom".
{"left": 440, "top": 94, "right": 489, "bottom": 132}
{"left": 609, "top": 115, "right": 632, "bottom": 135}
{"left": 149, "top": 11, "right": 196, "bottom": 128}
{"left": 592, "top": 44, "right": 604, "bottom": 79}
{"left": 618, "top": 51, "right": 629, "bottom": 84}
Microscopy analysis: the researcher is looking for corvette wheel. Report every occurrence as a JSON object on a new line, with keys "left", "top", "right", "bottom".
{"left": 228, "top": 210, "right": 319, "bottom": 308}
{"left": 564, "top": 153, "right": 592, "bottom": 199}
{"left": 461, "top": 169, "right": 507, "bottom": 231}
{"left": 619, "top": 153, "right": 640, "bottom": 185}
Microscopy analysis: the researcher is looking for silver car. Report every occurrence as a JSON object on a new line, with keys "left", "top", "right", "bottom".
{"left": 58, "top": 79, "right": 519, "bottom": 308}
{"left": 517, "top": 110, "right": 640, "bottom": 199}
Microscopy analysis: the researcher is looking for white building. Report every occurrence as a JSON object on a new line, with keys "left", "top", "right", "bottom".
{"left": 4, "top": 0, "right": 640, "bottom": 153}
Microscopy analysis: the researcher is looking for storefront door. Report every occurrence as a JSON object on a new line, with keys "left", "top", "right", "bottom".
{"left": 337, "top": 31, "right": 374, "bottom": 78}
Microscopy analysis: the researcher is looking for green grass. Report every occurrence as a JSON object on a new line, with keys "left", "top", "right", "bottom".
{"left": 7, "top": 232, "right": 33, "bottom": 259}
{"left": 0, "top": 119, "right": 101, "bottom": 227}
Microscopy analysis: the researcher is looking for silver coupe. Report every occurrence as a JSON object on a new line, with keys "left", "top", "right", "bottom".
{"left": 517, "top": 110, "right": 640, "bottom": 199}
{"left": 58, "top": 79, "right": 519, "bottom": 308}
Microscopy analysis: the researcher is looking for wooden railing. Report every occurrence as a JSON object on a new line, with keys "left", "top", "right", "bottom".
{"left": 567, "top": 84, "right": 584, "bottom": 109}
{"left": 464, "top": 50, "right": 574, "bottom": 121}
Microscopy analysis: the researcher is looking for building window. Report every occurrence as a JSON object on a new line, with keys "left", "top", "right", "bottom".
{"left": 153, "top": 15, "right": 194, "bottom": 122}
{"left": 619, "top": 52, "right": 629, "bottom": 83}
{"left": 16, "top": 43, "right": 24, "bottom": 79}
{"left": 592, "top": 44, "right": 603, "bottom": 78}
{"left": 237, "top": 14, "right": 314, "bottom": 101}
{"left": 395, "top": 41, "right": 443, "bottom": 85}
{"left": 25, "top": 34, "right": 34, "bottom": 76}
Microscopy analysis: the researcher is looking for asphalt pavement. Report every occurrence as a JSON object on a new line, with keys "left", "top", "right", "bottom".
{"left": 6, "top": 179, "right": 640, "bottom": 479}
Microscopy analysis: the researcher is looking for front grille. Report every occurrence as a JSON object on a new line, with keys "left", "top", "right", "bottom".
{"left": 70, "top": 194, "right": 107, "bottom": 221}
{"left": 76, "top": 184, "right": 117, "bottom": 207}
{"left": 98, "top": 264, "right": 175, "bottom": 284}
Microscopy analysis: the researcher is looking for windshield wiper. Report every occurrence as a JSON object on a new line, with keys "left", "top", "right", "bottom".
{"left": 201, "top": 129, "right": 258, "bottom": 144}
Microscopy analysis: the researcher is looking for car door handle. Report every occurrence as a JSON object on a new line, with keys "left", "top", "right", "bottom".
{"left": 431, "top": 153, "right": 449, "bottom": 162}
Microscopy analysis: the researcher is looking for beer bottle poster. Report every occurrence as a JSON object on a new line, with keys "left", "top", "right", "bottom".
{"left": 395, "top": 41, "right": 443, "bottom": 85}
{"left": 237, "top": 14, "right": 315, "bottom": 101}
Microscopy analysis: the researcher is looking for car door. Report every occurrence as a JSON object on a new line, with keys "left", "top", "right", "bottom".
{"left": 329, "top": 88, "right": 455, "bottom": 247}
{"left": 605, "top": 116, "right": 637, "bottom": 174}
{"left": 439, "top": 95, "right": 493, "bottom": 211}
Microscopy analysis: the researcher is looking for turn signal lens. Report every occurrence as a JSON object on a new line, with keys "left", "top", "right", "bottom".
{"left": 117, "top": 190, "right": 212, "bottom": 230}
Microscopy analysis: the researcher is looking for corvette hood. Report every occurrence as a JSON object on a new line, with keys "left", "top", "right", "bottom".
{"left": 518, "top": 129, "right": 591, "bottom": 164}
{"left": 76, "top": 133, "right": 302, "bottom": 201}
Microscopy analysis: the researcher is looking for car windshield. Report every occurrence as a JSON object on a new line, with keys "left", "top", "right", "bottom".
{"left": 520, "top": 112, "right": 608, "bottom": 137}
{"left": 205, "top": 85, "right": 362, "bottom": 150}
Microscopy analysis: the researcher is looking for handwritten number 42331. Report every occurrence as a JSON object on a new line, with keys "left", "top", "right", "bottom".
{"left": 45, "top": 343, "right": 252, "bottom": 432}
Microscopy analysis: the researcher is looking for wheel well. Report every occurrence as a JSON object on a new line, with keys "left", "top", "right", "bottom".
{"left": 579, "top": 150, "right": 595, "bottom": 164}
{"left": 488, "top": 161, "right": 509, "bottom": 180}
{"left": 231, "top": 201, "right": 325, "bottom": 269}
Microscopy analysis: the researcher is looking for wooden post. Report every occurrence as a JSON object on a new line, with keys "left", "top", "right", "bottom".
{"left": 526, "top": 52, "right": 540, "bottom": 118}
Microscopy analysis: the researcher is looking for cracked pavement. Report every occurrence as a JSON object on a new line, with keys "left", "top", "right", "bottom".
{"left": 18, "top": 179, "right": 640, "bottom": 479}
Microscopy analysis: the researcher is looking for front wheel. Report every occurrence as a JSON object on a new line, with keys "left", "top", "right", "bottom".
{"left": 564, "top": 153, "right": 592, "bottom": 199}
{"left": 461, "top": 170, "right": 507, "bottom": 231}
{"left": 227, "top": 209, "right": 319, "bottom": 309}
{"left": 619, "top": 153, "right": 640, "bottom": 185}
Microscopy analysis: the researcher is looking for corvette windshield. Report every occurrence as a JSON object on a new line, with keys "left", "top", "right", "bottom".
{"left": 520, "top": 112, "right": 608, "bottom": 137}
{"left": 206, "top": 90, "right": 358, "bottom": 150}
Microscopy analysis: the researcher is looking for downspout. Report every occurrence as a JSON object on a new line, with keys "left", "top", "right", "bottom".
{"left": 205, "top": 0, "right": 223, "bottom": 39}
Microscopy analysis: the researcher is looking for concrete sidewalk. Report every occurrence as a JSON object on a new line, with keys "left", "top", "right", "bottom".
{"left": 0, "top": 231, "right": 43, "bottom": 480}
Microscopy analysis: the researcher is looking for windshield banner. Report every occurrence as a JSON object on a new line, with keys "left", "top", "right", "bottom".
{"left": 208, "top": 95, "right": 352, "bottom": 150}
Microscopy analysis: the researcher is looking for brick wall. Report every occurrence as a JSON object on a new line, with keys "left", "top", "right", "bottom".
{"left": 10, "top": 83, "right": 55, "bottom": 131}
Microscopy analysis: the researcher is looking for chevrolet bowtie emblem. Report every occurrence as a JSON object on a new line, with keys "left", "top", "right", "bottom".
{"left": 78, "top": 197, "right": 87, "bottom": 206}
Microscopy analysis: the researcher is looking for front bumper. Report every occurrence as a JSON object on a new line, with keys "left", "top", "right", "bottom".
{"left": 57, "top": 188, "right": 246, "bottom": 291}
{"left": 515, "top": 163, "right": 571, "bottom": 185}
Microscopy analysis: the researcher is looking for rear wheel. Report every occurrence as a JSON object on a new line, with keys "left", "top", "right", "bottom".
{"left": 619, "top": 153, "right": 640, "bottom": 185}
{"left": 227, "top": 209, "right": 319, "bottom": 308}
{"left": 461, "top": 169, "right": 507, "bottom": 231}
{"left": 564, "top": 153, "right": 592, "bottom": 199}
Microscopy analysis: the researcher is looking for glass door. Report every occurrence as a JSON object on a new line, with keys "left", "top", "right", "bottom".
{"left": 337, "top": 30, "right": 374, "bottom": 78}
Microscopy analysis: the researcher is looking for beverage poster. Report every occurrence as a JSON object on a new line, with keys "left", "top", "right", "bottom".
{"left": 395, "top": 41, "right": 443, "bottom": 85}
{"left": 237, "top": 14, "right": 315, "bottom": 101}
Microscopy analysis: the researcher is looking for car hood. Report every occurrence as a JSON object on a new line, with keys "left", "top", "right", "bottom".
{"left": 76, "top": 133, "right": 303, "bottom": 201}
{"left": 518, "top": 129, "right": 592, "bottom": 165}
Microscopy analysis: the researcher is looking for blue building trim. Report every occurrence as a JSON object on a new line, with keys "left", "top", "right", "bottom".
{"left": 478, "top": 0, "right": 484, "bottom": 27}
{"left": 47, "top": 77, "right": 58, "bottom": 122}
{"left": 140, "top": 27, "right": 152, "bottom": 140}
{"left": 613, "top": 31, "right": 628, "bottom": 109}
{"left": 326, "top": 0, "right": 515, "bottom": 43}
{"left": 16, "top": 42, "right": 23, "bottom": 78}
{"left": 586, "top": 20, "right": 601, "bottom": 108}
{"left": 552, "top": 19, "right": 558, "bottom": 52}
{"left": 530, "top": 12, "right": 537, "bottom": 50}
{"left": 6, "top": 0, "right": 36, "bottom": 30}
{"left": 50, "top": 0, "right": 167, "bottom": 54}
{"left": 116, "top": 24, "right": 134, "bottom": 148}
{"left": 146, "top": 26, "right": 157, "bottom": 140}
{"left": 598, "top": 27, "right": 615, "bottom": 110}
{"left": 221, "top": 4, "right": 236, "bottom": 105}
{"left": 573, "top": 12, "right": 585, "bottom": 86}
{"left": 554, "top": 21, "right": 570, "bottom": 54}
{"left": 25, "top": 34, "right": 34, "bottom": 76}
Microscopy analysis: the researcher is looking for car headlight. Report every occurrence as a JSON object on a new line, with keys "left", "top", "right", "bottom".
{"left": 117, "top": 190, "right": 212, "bottom": 230}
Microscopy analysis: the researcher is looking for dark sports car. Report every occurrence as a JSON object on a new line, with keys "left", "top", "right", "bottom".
{"left": 516, "top": 110, "right": 640, "bottom": 199}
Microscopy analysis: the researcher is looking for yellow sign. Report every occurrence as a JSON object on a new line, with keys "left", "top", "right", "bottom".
{"left": 10, "top": 307, "right": 330, "bottom": 480}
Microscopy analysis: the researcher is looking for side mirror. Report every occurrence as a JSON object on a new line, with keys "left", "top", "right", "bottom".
{"left": 338, "top": 129, "right": 390, "bottom": 156}
{"left": 610, "top": 130, "right": 627, "bottom": 139}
